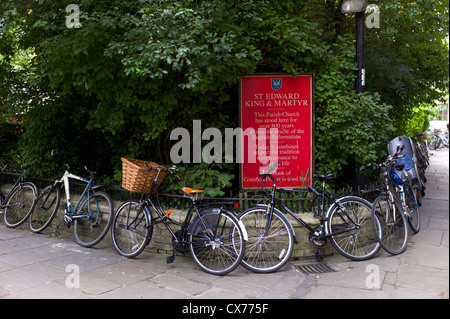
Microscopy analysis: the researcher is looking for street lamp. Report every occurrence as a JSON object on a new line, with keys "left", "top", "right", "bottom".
{"left": 341, "top": 0, "right": 367, "bottom": 94}
{"left": 341, "top": 0, "right": 367, "bottom": 14}
{"left": 342, "top": 0, "right": 367, "bottom": 192}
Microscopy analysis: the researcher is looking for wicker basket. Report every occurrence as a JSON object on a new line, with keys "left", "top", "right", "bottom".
{"left": 121, "top": 158, "right": 168, "bottom": 193}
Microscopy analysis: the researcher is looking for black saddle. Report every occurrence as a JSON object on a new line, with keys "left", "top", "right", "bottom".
{"left": 313, "top": 173, "right": 335, "bottom": 181}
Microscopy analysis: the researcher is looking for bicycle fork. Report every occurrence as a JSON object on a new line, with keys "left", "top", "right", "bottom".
{"left": 386, "top": 190, "right": 402, "bottom": 226}
{"left": 256, "top": 204, "right": 298, "bottom": 244}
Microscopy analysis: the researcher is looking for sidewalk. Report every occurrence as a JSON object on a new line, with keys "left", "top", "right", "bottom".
{"left": 0, "top": 149, "right": 448, "bottom": 300}
{"left": 295, "top": 147, "right": 449, "bottom": 299}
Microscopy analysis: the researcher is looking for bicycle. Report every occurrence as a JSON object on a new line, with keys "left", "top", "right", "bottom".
{"left": 387, "top": 136, "right": 426, "bottom": 198}
{"left": 430, "top": 129, "right": 449, "bottom": 150}
{"left": 29, "top": 151, "right": 114, "bottom": 247}
{"left": 411, "top": 133, "right": 429, "bottom": 177}
{"left": 238, "top": 161, "right": 381, "bottom": 273}
{"left": 1, "top": 164, "right": 38, "bottom": 228}
{"left": 418, "top": 133, "right": 430, "bottom": 162}
{"left": 111, "top": 164, "right": 247, "bottom": 276}
{"left": 370, "top": 152, "right": 421, "bottom": 255}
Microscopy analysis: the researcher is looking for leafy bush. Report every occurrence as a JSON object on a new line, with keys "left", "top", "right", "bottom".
{"left": 1, "top": 0, "right": 448, "bottom": 193}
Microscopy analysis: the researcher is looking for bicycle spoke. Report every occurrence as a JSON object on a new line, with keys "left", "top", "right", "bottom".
{"left": 190, "top": 211, "right": 245, "bottom": 275}
{"left": 111, "top": 200, "right": 151, "bottom": 258}
{"left": 239, "top": 207, "right": 293, "bottom": 273}
{"left": 328, "top": 198, "right": 380, "bottom": 260}
{"left": 74, "top": 192, "right": 113, "bottom": 247}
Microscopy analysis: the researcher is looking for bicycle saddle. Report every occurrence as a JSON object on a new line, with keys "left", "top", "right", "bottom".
{"left": 85, "top": 167, "right": 98, "bottom": 176}
{"left": 182, "top": 187, "right": 205, "bottom": 195}
{"left": 313, "top": 173, "right": 335, "bottom": 181}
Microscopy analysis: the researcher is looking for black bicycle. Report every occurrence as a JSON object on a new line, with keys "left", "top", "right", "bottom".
{"left": 1, "top": 164, "right": 37, "bottom": 228}
{"left": 111, "top": 164, "right": 247, "bottom": 276}
{"left": 238, "top": 161, "right": 381, "bottom": 273}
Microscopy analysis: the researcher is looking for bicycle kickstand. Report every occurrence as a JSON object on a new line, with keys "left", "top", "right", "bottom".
{"left": 167, "top": 250, "right": 175, "bottom": 264}
{"left": 315, "top": 248, "right": 324, "bottom": 261}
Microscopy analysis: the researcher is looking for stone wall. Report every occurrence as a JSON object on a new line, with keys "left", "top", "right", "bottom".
{"left": 1, "top": 183, "right": 335, "bottom": 260}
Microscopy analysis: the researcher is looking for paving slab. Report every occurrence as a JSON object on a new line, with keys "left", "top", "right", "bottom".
{"left": 0, "top": 149, "right": 448, "bottom": 303}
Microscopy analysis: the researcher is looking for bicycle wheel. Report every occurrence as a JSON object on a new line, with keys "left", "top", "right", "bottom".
{"left": 111, "top": 200, "right": 152, "bottom": 258}
{"left": 29, "top": 184, "right": 61, "bottom": 233}
{"left": 371, "top": 194, "right": 408, "bottom": 255}
{"left": 327, "top": 196, "right": 381, "bottom": 260}
{"left": 404, "top": 184, "right": 421, "bottom": 233}
{"left": 3, "top": 183, "right": 37, "bottom": 228}
{"left": 189, "top": 209, "right": 246, "bottom": 276}
{"left": 73, "top": 191, "right": 114, "bottom": 247}
{"left": 238, "top": 206, "right": 294, "bottom": 273}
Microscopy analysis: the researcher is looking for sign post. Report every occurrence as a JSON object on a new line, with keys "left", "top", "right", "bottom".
{"left": 239, "top": 74, "right": 314, "bottom": 189}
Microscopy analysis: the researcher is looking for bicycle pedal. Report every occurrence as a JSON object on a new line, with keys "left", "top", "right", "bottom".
{"left": 64, "top": 216, "right": 72, "bottom": 228}
{"left": 166, "top": 256, "right": 175, "bottom": 264}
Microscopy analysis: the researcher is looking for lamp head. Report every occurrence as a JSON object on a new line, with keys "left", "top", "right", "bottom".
{"left": 341, "top": 0, "right": 367, "bottom": 13}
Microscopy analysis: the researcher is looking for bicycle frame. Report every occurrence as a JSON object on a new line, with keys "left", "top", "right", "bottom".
{"left": 380, "top": 162, "right": 411, "bottom": 222}
{"left": 392, "top": 181, "right": 418, "bottom": 219}
{"left": 140, "top": 168, "right": 247, "bottom": 247}
{"left": 141, "top": 170, "right": 201, "bottom": 245}
{"left": 385, "top": 183, "right": 402, "bottom": 223}
{"left": 258, "top": 174, "right": 362, "bottom": 242}
{"left": 54, "top": 170, "right": 95, "bottom": 221}
{"left": 0, "top": 171, "right": 35, "bottom": 209}
{"left": 0, "top": 177, "right": 21, "bottom": 208}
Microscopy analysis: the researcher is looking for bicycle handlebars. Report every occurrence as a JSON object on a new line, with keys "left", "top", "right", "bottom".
{"left": 144, "top": 163, "right": 186, "bottom": 179}
{"left": 359, "top": 152, "right": 406, "bottom": 173}
{"left": 51, "top": 150, "right": 97, "bottom": 177}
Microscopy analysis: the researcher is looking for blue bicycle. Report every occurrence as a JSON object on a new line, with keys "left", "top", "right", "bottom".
{"left": 29, "top": 151, "right": 113, "bottom": 247}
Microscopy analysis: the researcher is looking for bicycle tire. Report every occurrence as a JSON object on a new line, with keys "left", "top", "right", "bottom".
{"left": 73, "top": 191, "right": 114, "bottom": 247}
{"left": 327, "top": 196, "right": 381, "bottom": 261}
{"left": 238, "top": 206, "right": 294, "bottom": 273}
{"left": 189, "top": 209, "right": 246, "bottom": 276}
{"left": 29, "top": 184, "right": 61, "bottom": 233}
{"left": 371, "top": 194, "right": 408, "bottom": 255}
{"left": 111, "top": 200, "right": 152, "bottom": 258}
{"left": 3, "top": 183, "right": 37, "bottom": 228}
{"left": 404, "top": 184, "right": 421, "bottom": 233}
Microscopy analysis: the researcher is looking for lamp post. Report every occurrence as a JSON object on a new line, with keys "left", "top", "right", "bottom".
{"left": 341, "top": 0, "right": 367, "bottom": 94}
{"left": 341, "top": 0, "right": 368, "bottom": 192}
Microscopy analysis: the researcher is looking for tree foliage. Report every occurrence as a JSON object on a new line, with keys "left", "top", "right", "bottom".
{"left": 1, "top": 0, "right": 448, "bottom": 193}
{"left": 364, "top": 0, "right": 449, "bottom": 133}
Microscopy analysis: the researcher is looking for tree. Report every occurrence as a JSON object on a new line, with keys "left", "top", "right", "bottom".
{"left": 364, "top": 0, "right": 449, "bottom": 133}
{"left": 1, "top": 0, "right": 448, "bottom": 193}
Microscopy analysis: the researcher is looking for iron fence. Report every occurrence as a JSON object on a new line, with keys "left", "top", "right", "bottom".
{"left": 1, "top": 168, "right": 381, "bottom": 214}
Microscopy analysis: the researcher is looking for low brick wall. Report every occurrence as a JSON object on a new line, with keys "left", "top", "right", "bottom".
{"left": 108, "top": 207, "right": 335, "bottom": 260}
{"left": 1, "top": 184, "right": 335, "bottom": 260}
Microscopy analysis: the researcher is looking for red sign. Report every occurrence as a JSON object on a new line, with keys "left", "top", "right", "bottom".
{"left": 239, "top": 74, "right": 314, "bottom": 189}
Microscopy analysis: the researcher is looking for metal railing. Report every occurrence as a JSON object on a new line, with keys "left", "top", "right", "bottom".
{"left": 1, "top": 169, "right": 381, "bottom": 214}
